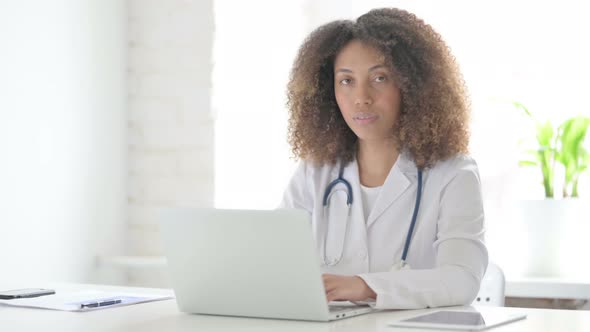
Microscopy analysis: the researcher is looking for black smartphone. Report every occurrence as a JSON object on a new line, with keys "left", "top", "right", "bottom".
{"left": 0, "top": 288, "right": 56, "bottom": 300}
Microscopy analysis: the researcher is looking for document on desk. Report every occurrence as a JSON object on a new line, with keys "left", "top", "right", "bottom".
{"left": 0, "top": 290, "right": 173, "bottom": 312}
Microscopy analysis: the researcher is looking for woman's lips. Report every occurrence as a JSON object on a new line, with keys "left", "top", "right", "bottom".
{"left": 353, "top": 113, "right": 378, "bottom": 125}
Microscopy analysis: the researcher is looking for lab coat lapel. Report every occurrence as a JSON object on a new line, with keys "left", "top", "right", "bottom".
{"left": 366, "top": 153, "right": 413, "bottom": 227}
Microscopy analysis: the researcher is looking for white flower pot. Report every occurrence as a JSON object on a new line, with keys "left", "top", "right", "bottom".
{"left": 513, "top": 199, "right": 588, "bottom": 278}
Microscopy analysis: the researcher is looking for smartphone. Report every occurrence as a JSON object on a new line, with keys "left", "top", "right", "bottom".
{"left": 0, "top": 288, "right": 56, "bottom": 300}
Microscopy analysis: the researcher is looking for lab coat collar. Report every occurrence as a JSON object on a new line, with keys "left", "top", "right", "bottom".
{"left": 366, "top": 151, "right": 416, "bottom": 227}
{"left": 395, "top": 150, "right": 419, "bottom": 175}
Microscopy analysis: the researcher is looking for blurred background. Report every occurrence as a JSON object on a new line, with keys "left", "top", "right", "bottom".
{"left": 1, "top": 0, "right": 589, "bottom": 308}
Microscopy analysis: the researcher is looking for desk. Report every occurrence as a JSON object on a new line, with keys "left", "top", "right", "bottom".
{"left": 1, "top": 284, "right": 589, "bottom": 332}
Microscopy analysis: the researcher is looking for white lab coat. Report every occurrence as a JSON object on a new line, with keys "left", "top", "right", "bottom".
{"left": 280, "top": 152, "right": 488, "bottom": 309}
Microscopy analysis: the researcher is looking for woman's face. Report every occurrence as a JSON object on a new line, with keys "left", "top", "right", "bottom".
{"left": 333, "top": 40, "right": 401, "bottom": 142}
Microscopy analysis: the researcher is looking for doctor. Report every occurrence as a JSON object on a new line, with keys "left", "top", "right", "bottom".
{"left": 281, "top": 8, "right": 488, "bottom": 310}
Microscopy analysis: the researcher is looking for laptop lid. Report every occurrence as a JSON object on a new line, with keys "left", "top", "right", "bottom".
{"left": 158, "top": 208, "right": 332, "bottom": 321}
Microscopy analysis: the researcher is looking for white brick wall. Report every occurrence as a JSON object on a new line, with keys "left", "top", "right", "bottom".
{"left": 127, "top": 0, "right": 214, "bottom": 286}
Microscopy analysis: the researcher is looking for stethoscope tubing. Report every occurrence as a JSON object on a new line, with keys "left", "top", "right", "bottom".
{"left": 322, "top": 165, "right": 352, "bottom": 206}
{"left": 401, "top": 169, "right": 422, "bottom": 265}
{"left": 322, "top": 161, "right": 423, "bottom": 267}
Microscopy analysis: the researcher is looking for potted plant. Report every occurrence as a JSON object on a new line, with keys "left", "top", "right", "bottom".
{"left": 515, "top": 102, "right": 590, "bottom": 197}
{"left": 513, "top": 102, "right": 590, "bottom": 278}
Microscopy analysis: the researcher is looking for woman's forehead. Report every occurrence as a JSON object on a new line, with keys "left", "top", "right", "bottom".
{"left": 334, "top": 40, "right": 387, "bottom": 71}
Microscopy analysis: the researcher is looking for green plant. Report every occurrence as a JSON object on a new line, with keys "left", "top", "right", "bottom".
{"left": 515, "top": 102, "right": 590, "bottom": 198}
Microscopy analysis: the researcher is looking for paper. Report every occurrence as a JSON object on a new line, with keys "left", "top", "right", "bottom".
{"left": 0, "top": 290, "right": 173, "bottom": 312}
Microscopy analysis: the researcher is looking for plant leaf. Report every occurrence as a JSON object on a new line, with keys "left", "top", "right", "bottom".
{"left": 513, "top": 101, "right": 533, "bottom": 118}
{"left": 536, "top": 121, "right": 554, "bottom": 147}
{"left": 559, "top": 117, "right": 590, "bottom": 181}
{"left": 519, "top": 160, "right": 538, "bottom": 167}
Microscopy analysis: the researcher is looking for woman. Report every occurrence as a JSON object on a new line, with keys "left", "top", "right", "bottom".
{"left": 281, "top": 8, "right": 488, "bottom": 309}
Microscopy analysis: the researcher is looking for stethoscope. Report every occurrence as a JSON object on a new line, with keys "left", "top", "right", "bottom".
{"left": 322, "top": 162, "right": 423, "bottom": 270}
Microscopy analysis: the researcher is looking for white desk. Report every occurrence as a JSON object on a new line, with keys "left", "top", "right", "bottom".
{"left": 2, "top": 283, "right": 589, "bottom": 332}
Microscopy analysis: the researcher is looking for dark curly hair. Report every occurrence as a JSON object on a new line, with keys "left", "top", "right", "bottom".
{"left": 287, "top": 8, "right": 470, "bottom": 169}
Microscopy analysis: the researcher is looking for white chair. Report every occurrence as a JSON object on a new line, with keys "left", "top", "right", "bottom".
{"left": 473, "top": 261, "right": 505, "bottom": 306}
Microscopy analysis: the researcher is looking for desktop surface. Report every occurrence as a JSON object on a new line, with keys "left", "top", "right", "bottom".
{"left": 1, "top": 283, "right": 589, "bottom": 332}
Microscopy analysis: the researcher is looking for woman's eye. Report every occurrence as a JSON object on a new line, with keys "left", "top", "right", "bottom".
{"left": 374, "top": 76, "right": 386, "bottom": 83}
{"left": 340, "top": 78, "right": 352, "bottom": 85}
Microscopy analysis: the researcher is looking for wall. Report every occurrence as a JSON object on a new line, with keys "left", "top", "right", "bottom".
{"left": 126, "top": 0, "right": 214, "bottom": 286}
{"left": 0, "top": 0, "right": 126, "bottom": 284}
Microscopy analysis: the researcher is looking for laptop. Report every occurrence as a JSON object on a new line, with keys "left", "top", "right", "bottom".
{"left": 158, "top": 208, "right": 375, "bottom": 321}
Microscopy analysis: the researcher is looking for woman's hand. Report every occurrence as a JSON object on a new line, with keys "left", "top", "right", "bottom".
{"left": 322, "top": 274, "right": 377, "bottom": 302}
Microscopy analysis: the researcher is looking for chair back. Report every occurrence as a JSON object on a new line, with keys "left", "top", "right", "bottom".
{"left": 473, "top": 261, "right": 505, "bottom": 306}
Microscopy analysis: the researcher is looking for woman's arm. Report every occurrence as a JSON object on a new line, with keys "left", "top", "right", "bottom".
{"left": 356, "top": 158, "right": 488, "bottom": 309}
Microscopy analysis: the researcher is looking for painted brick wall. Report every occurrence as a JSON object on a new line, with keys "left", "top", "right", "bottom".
{"left": 127, "top": 0, "right": 214, "bottom": 286}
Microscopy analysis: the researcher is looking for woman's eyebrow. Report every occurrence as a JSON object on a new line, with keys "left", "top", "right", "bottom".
{"left": 335, "top": 64, "right": 387, "bottom": 74}
{"left": 368, "top": 64, "right": 387, "bottom": 72}
{"left": 335, "top": 68, "right": 353, "bottom": 74}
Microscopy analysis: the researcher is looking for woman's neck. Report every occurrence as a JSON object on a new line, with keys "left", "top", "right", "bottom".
{"left": 356, "top": 139, "right": 399, "bottom": 187}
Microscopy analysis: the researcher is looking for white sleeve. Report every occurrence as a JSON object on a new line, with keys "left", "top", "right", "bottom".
{"left": 278, "top": 161, "right": 314, "bottom": 215}
{"left": 357, "top": 159, "right": 488, "bottom": 309}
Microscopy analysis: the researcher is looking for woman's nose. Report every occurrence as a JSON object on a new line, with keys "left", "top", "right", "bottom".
{"left": 354, "top": 85, "right": 373, "bottom": 106}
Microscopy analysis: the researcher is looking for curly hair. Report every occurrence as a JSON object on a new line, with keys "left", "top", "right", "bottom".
{"left": 287, "top": 8, "right": 470, "bottom": 169}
